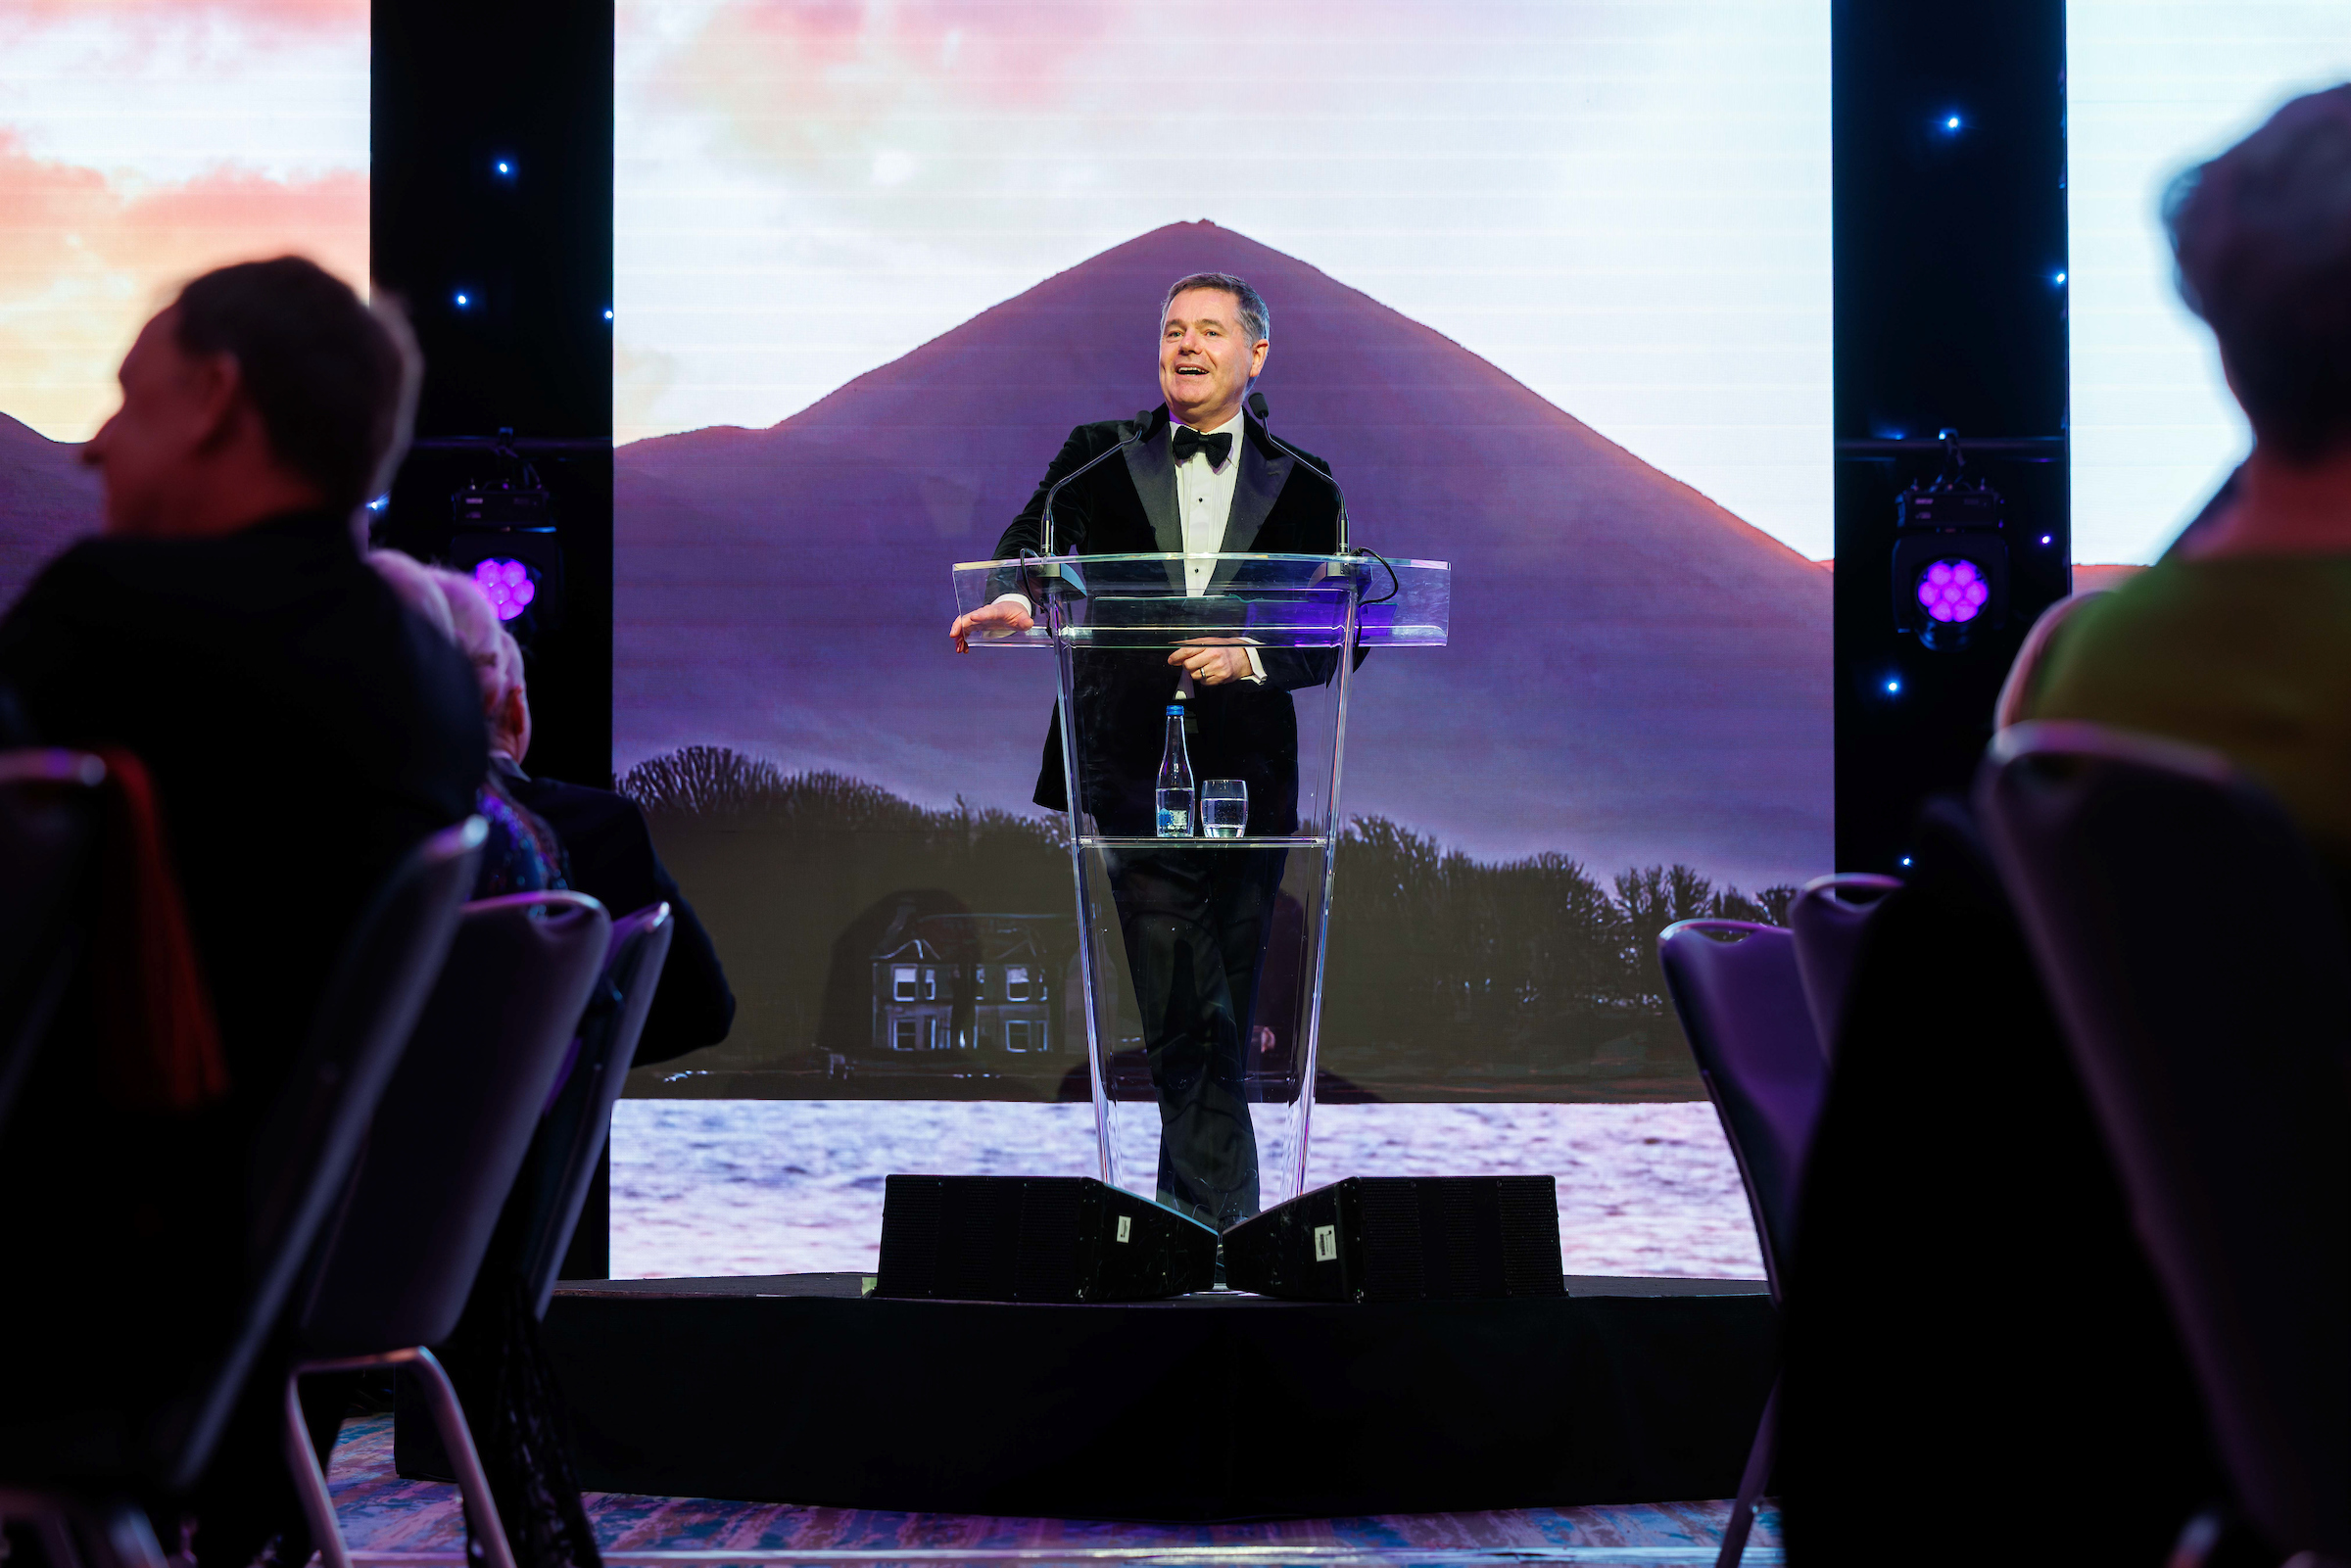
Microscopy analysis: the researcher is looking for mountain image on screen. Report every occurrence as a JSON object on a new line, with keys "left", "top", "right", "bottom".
{"left": 0, "top": 413, "right": 102, "bottom": 611}
{"left": 0, "top": 223, "right": 1832, "bottom": 1100}
{"left": 615, "top": 221, "right": 1828, "bottom": 889}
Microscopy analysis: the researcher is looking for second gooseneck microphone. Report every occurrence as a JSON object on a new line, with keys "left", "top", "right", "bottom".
{"left": 1246, "top": 391, "right": 1349, "bottom": 553}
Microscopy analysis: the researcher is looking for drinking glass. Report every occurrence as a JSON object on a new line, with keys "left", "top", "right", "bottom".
{"left": 1201, "top": 779, "right": 1248, "bottom": 839}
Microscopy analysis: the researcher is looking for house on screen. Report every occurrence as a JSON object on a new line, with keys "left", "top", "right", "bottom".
{"left": 871, "top": 910, "right": 1073, "bottom": 1060}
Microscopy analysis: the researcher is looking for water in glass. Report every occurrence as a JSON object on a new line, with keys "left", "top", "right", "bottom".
{"left": 1202, "top": 779, "right": 1248, "bottom": 838}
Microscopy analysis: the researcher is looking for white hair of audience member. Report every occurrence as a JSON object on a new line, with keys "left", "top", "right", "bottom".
{"left": 428, "top": 566, "right": 520, "bottom": 716}
{"left": 1992, "top": 591, "right": 2110, "bottom": 731}
{"left": 365, "top": 548, "right": 457, "bottom": 642}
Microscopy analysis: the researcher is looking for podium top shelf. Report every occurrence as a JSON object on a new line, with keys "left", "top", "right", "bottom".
{"left": 950, "top": 552, "right": 1449, "bottom": 649}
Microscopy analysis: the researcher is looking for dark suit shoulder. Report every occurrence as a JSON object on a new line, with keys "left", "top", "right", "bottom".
{"left": 504, "top": 774, "right": 665, "bottom": 909}
{"left": 2, "top": 537, "right": 183, "bottom": 633}
{"left": 1062, "top": 417, "right": 1137, "bottom": 451}
{"left": 10, "top": 514, "right": 358, "bottom": 613}
{"left": 1032, "top": 418, "right": 1143, "bottom": 483}
{"left": 995, "top": 414, "right": 1159, "bottom": 562}
{"left": 1250, "top": 422, "right": 1332, "bottom": 479}
{"left": 501, "top": 771, "right": 639, "bottom": 850}
{"left": 1280, "top": 440, "right": 1333, "bottom": 478}
{"left": 504, "top": 771, "right": 738, "bottom": 1060}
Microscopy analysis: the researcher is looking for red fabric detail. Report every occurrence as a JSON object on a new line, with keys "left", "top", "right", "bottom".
{"left": 89, "top": 746, "right": 228, "bottom": 1114}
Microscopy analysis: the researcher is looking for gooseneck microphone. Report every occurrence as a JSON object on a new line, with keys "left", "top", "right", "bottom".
{"left": 1039, "top": 406, "right": 1163, "bottom": 557}
{"left": 1246, "top": 391, "right": 1349, "bottom": 552}
{"left": 1249, "top": 391, "right": 1396, "bottom": 607}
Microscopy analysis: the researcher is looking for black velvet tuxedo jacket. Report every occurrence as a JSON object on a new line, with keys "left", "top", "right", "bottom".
{"left": 991, "top": 407, "right": 1344, "bottom": 835}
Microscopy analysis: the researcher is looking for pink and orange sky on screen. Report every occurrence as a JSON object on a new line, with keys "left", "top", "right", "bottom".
{"left": 0, "top": 0, "right": 367, "bottom": 442}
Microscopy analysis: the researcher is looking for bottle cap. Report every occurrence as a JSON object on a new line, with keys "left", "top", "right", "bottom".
{"left": 1166, "top": 704, "right": 1185, "bottom": 717}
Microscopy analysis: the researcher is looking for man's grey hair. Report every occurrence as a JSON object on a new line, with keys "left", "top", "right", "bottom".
{"left": 1163, "top": 272, "right": 1270, "bottom": 344}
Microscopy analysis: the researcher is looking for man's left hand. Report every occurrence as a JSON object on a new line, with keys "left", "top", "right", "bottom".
{"left": 1170, "top": 638, "right": 1255, "bottom": 686}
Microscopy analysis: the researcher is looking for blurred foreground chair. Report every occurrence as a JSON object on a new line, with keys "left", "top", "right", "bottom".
{"left": 520, "top": 901, "right": 673, "bottom": 1313}
{"left": 283, "top": 891, "right": 609, "bottom": 1568}
{"left": 1656, "top": 920, "right": 1829, "bottom": 1568}
{"left": 0, "top": 750, "right": 106, "bottom": 1141}
{"left": 0, "top": 815, "right": 484, "bottom": 1568}
{"left": 395, "top": 902, "right": 675, "bottom": 1485}
{"left": 1980, "top": 722, "right": 2351, "bottom": 1565}
{"left": 1785, "top": 874, "right": 1902, "bottom": 1058}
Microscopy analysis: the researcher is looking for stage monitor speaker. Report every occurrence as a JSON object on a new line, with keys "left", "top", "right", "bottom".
{"left": 1222, "top": 1176, "right": 1565, "bottom": 1303}
{"left": 874, "top": 1175, "right": 1218, "bottom": 1302}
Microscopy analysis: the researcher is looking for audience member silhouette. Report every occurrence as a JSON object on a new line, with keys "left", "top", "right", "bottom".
{"left": 366, "top": 551, "right": 730, "bottom": 1059}
{"left": 1781, "top": 82, "right": 2351, "bottom": 1566}
{"left": 482, "top": 631, "right": 735, "bottom": 1064}
{"left": 367, "top": 553, "right": 570, "bottom": 897}
{"left": 0, "top": 258, "right": 486, "bottom": 1565}
{"left": 2015, "top": 86, "right": 2351, "bottom": 868}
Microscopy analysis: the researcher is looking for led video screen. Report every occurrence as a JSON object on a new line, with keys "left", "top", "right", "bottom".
{"left": 612, "top": 0, "right": 1832, "bottom": 1276}
{"left": 0, "top": 0, "right": 370, "bottom": 605}
{"left": 2069, "top": 2, "right": 2351, "bottom": 564}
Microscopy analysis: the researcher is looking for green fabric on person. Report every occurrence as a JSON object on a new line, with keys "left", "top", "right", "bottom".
{"left": 2026, "top": 553, "right": 2351, "bottom": 864}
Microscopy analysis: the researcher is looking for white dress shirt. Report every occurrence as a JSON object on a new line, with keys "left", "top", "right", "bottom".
{"left": 1176, "top": 408, "right": 1245, "bottom": 594}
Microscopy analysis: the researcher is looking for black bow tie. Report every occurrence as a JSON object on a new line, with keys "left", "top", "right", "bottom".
{"left": 1171, "top": 426, "right": 1233, "bottom": 467}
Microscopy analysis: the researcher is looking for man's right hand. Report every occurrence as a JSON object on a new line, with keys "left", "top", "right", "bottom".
{"left": 949, "top": 598, "right": 1034, "bottom": 652}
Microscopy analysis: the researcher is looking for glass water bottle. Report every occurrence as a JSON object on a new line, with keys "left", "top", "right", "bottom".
{"left": 1155, "top": 703, "right": 1194, "bottom": 837}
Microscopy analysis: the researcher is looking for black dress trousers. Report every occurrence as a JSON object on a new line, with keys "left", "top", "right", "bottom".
{"left": 1105, "top": 842, "right": 1287, "bottom": 1228}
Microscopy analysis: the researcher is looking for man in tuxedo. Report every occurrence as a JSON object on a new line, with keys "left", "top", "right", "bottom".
{"left": 949, "top": 272, "right": 1343, "bottom": 1228}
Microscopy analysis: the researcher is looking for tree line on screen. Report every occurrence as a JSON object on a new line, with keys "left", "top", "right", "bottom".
{"left": 618, "top": 746, "right": 1796, "bottom": 1100}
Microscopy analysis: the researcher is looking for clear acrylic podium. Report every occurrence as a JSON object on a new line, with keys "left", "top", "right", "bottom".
{"left": 951, "top": 552, "right": 1450, "bottom": 1227}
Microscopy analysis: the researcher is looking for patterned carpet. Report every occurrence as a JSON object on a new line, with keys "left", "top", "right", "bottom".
{"left": 328, "top": 1416, "right": 1782, "bottom": 1566}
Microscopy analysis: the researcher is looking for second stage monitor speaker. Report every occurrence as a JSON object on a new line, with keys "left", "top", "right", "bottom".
{"left": 874, "top": 1174, "right": 1218, "bottom": 1302}
{"left": 1222, "top": 1175, "right": 1565, "bottom": 1303}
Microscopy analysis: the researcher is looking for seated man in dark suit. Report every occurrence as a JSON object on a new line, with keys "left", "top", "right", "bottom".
{"left": 0, "top": 256, "right": 485, "bottom": 1561}
{"left": 483, "top": 626, "right": 735, "bottom": 1063}
{"left": 0, "top": 257, "right": 484, "bottom": 1113}
{"left": 949, "top": 271, "right": 1344, "bottom": 1228}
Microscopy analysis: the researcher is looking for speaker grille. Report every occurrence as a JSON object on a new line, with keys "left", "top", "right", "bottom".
{"left": 1354, "top": 1180, "right": 1426, "bottom": 1301}
{"left": 1225, "top": 1176, "right": 1564, "bottom": 1303}
{"left": 1496, "top": 1175, "right": 1566, "bottom": 1296}
{"left": 1011, "top": 1178, "right": 1082, "bottom": 1300}
{"left": 876, "top": 1175, "right": 1216, "bottom": 1302}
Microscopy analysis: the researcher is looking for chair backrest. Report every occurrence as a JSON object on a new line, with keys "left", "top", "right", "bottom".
{"left": 518, "top": 902, "right": 673, "bottom": 1316}
{"left": 1786, "top": 873, "right": 1904, "bottom": 1058}
{"left": 296, "top": 891, "right": 610, "bottom": 1356}
{"left": 0, "top": 750, "right": 106, "bottom": 1141}
{"left": 1978, "top": 721, "right": 2351, "bottom": 1557}
{"left": 1656, "top": 920, "right": 1827, "bottom": 1302}
{"left": 149, "top": 816, "right": 485, "bottom": 1490}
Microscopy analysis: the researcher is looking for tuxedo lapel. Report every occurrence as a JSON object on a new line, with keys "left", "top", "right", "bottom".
{"left": 1225, "top": 419, "right": 1288, "bottom": 554}
{"left": 1121, "top": 422, "right": 1183, "bottom": 555}
{"left": 1210, "top": 419, "right": 1291, "bottom": 593}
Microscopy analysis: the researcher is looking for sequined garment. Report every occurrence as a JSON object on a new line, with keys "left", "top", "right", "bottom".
{"left": 475, "top": 772, "right": 572, "bottom": 897}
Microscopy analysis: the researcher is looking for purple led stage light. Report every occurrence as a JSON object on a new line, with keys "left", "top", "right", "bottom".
{"left": 1914, "top": 558, "right": 1990, "bottom": 624}
{"left": 473, "top": 556, "right": 537, "bottom": 621}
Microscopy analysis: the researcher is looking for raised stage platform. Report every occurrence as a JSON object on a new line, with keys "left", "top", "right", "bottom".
{"left": 494, "top": 1272, "right": 1775, "bottom": 1521}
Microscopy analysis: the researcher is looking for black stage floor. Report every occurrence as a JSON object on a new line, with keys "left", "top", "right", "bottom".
{"left": 515, "top": 1272, "right": 1775, "bottom": 1521}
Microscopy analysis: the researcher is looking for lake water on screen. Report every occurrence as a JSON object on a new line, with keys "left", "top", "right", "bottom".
{"left": 610, "top": 1100, "right": 1766, "bottom": 1280}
